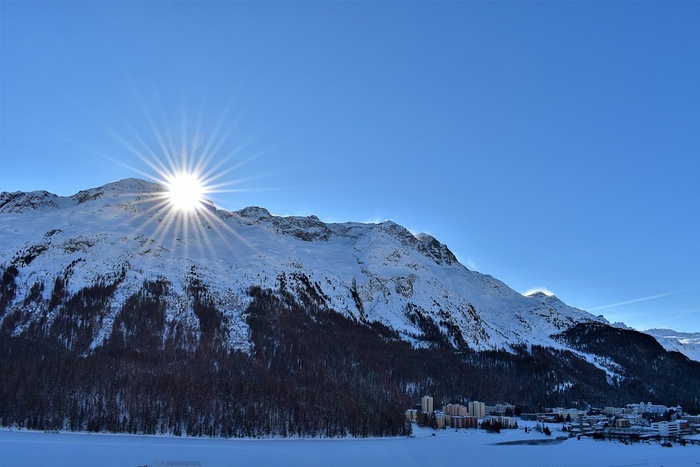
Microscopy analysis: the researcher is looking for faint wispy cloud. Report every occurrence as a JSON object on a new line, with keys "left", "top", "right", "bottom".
{"left": 362, "top": 215, "right": 387, "bottom": 224}
{"left": 464, "top": 258, "right": 478, "bottom": 271}
{"left": 524, "top": 287, "right": 555, "bottom": 297}
{"left": 588, "top": 289, "right": 688, "bottom": 312}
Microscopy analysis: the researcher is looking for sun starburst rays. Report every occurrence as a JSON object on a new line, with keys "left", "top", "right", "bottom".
{"left": 103, "top": 105, "right": 263, "bottom": 266}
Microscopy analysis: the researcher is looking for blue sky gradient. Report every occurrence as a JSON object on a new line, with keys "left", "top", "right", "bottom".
{"left": 2, "top": 1, "right": 698, "bottom": 332}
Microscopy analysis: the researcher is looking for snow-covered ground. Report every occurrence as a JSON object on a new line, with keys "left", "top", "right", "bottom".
{"left": 1, "top": 426, "right": 698, "bottom": 467}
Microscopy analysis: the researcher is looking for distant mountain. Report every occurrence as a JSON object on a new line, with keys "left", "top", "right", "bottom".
{"left": 1, "top": 179, "right": 699, "bottom": 437}
{"left": 644, "top": 328, "right": 700, "bottom": 363}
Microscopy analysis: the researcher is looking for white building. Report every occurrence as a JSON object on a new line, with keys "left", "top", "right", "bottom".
{"left": 468, "top": 401, "right": 485, "bottom": 419}
{"left": 653, "top": 421, "right": 681, "bottom": 437}
{"left": 421, "top": 395, "right": 434, "bottom": 413}
{"left": 405, "top": 409, "right": 417, "bottom": 422}
{"left": 484, "top": 415, "right": 518, "bottom": 429}
{"left": 553, "top": 408, "right": 587, "bottom": 421}
{"left": 603, "top": 407, "right": 624, "bottom": 416}
{"left": 628, "top": 402, "right": 682, "bottom": 416}
{"left": 495, "top": 402, "right": 516, "bottom": 415}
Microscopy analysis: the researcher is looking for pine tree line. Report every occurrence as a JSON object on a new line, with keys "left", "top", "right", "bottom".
{"left": 1, "top": 267, "right": 699, "bottom": 438}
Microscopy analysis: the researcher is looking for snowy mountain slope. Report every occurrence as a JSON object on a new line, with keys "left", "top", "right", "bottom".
{"left": 644, "top": 328, "right": 700, "bottom": 362}
{"left": 4, "top": 179, "right": 700, "bottom": 436}
{"left": 0, "top": 179, "right": 607, "bottom": 355}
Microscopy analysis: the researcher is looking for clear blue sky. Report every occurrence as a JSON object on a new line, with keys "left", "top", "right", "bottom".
{"left": 2, "top": 1, "right": 699, "bottom": 332}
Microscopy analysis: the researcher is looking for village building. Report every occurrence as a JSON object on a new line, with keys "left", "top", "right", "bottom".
{"left": 484, "top": 415, "right": 518, "bottom": 429}
{"left": 537, "top": 413, "right": 560, "bottom": 424}
{"left": 405, "top": 409, "right": 418, "bottom": 422}
{"left": 448, "top": 415, "right": 479, "bottom": 429}
{"left": 614, "top": 418, "right": 632, "bottom": 429}
{"left": 603, "top": 406, "right": 624, "bottom": 416}
{"left": 468, "top": 401, "right": 486, "bottom": 419}
{"left": 550, "top": 407, "right": 587, "bottom": 421}
{"left": 435, "top": 411, "right": 446, "bottom": 429}
{"left": 443, "top": 404, "right": 469, "bottom": 417}
{"left": 652, "top": 421, "right": 681, "bottom": 437}
{"left": 421, "top": 395, "right": 434, "bottom": 413}
{"left": 485, "top": 403, "right": 515, "bottom": 415}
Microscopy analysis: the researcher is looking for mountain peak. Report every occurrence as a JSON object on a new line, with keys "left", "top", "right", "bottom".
{"left": 1, "top": 178, "right": 605, "bottom": 355}
{"left": 69, "top": 178, "right": 163, "bottom": 206}
{"left": 0, "top": 178, "right": 168, "bottom": 214}
{"left": 98, "top": 178, "right": 164, "bottom": 194}
{"left": 0, "top": 189, "right": 62, "bottom": 213}
{"left": 525, "top": 290, "right": 556, "bottom": 300}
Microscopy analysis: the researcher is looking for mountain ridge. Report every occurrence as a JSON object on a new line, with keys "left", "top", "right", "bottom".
{"left": 643, "top": 328, "right": 700, "bottom": 363}
{"left": 1, "top": 178, "right": 607, "bottom": 356}
{"left": 2, "top": 178, "right": 699, "bottom": 437}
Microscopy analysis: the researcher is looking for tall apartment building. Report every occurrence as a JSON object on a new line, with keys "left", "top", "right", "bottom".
{"left": 421, "top": 395, "right": 434, "bottom": 413}
{"left": 443, "top": 404, "right": 468, "bottom": 417}
{"left": 468, "top": 401, "right": 485, "bottom": 419}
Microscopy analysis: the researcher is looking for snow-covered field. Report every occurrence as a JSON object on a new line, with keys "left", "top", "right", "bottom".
{"left": 1, "top": 426, "right": 698, "bottom": 467}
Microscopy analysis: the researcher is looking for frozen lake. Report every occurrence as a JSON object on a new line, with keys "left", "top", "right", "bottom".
{"left": 1, "top": 427, "right": 698, "bottom": 467}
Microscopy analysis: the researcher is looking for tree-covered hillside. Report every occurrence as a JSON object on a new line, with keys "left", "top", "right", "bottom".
{"left": 2, "top": 270, "right": 699, "bottom": 437}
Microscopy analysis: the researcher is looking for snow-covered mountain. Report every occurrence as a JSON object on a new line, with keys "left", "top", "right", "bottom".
{"left": 0, "top": 178, "right": 606, "bottom": 355}
{"left": 3, "top": 179, "right": 700, "bottom": 438}
{"left": 644, "top": 328, "right": 700, "bottom": 363}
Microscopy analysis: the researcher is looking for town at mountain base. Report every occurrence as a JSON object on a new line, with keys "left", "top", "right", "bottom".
{"left": 1, "top": 179, "right": 699, "bottom": 437}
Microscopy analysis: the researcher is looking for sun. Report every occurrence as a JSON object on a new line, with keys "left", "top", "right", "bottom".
{"left": 165, "top": 171, "right": 206, "bottom": 212}
{"left": 103, "top": 99, "right": 265, "bottom": 258}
